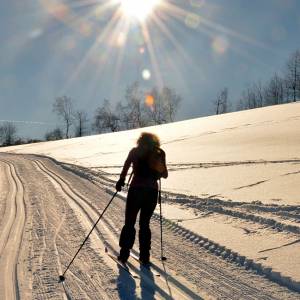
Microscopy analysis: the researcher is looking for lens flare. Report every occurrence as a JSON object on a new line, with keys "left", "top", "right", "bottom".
{"left": 212, "top": 36, "right": 229, "bottom": 54}
{"left": 142, "top": 69, "right": 151, "bottom": 80}
{"left": 145, "top": 94, "right": 155, "bottom": 107}
{"left": 28, "top": 28, "right": 43, "bottom": 39}
{"left": 139, "top": 47, "right": 145, "bottom": 54}
{"left": 185, "top": 13, "right": 201, "bottom": 29}
{"left": 37, "top": 0, "right": 267, "bottom": 101}
{"left": 112, "top": 32, "right": 127, "bottom": 47}
{"left": 43, "top": 1, "right": 69, "bottom": 20}
{"left": 79, "top": 23, "right": 92, "bottom": 37}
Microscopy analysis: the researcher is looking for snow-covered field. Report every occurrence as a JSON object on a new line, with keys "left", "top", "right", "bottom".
{"left": 5, "top": 102, "right": 300, "bottom": 204}
{"left": 1, "top": 101, "right": 300, "bottom": 297}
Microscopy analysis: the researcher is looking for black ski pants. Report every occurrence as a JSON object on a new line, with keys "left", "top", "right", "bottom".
{"left": 119, "top": 187, "right": 158, "bottom": 256}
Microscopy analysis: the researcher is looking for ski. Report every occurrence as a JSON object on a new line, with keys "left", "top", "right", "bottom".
{"left": 130, "top": 253, "right": 160, "bottom": 277}
{"left": 105, "top": 248, "right": 139, "bottom": 278}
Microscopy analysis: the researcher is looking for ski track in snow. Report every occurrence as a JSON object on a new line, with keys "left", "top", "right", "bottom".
{"left": 0, "top": 153, "right": 299, "bottom": 299}
{"left": 0, "top": 158, "right": 26, "bottom": 300}
{"left": 56, "top": 159, "right": 300, "bottom": 235}
{"left": 32, "top": 159, "right": 198, "bottom": 300}
{"left": 162, "top": 192, "right": 300, "bottom": 235}
{"left": 55, "top": 157, "right": 300, "bottom": 295}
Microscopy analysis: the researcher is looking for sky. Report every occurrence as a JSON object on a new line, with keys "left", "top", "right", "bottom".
{"left": 1, "top": 0, "right": 300, "bottom": 139}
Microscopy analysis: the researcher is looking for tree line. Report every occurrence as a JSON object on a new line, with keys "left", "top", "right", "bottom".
{"left": 213, "top": 49, "right": 300, "bottom": 114}
{"left": 1, "top": 49, "right": 299, "bottom": 146}
{"left": 46, "top": 82, "right": 181, "bottom": 141}
{"left": 0, "top": 121, "right": 42, "bottom": 147}
{"left": 0, "top": 82, "right": 181, "bottom": 145}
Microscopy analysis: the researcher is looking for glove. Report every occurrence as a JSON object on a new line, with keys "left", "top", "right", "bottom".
{"left": 116, "top": 178, "right": 125, "bottom": 192}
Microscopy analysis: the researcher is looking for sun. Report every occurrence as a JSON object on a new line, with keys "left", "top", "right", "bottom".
{"left": 120, "top": 0, "right": 160, "bottom": 22}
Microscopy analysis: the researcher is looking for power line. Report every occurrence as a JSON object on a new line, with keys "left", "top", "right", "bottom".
{"left": 0, "top": 119, "right": 55, "bottom": 126}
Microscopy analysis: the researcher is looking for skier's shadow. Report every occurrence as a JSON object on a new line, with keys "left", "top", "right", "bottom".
{"left": 116, "top": 265, "right": 137, "bottom": 300}
{"left": 116, "top": 264, "right": 156, "bottom": 300}
{"left": 140, "top": 265, "right": 155, "bottom": 300}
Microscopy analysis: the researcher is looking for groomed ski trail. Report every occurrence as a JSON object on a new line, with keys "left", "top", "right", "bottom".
{"left": 0, "top": 153, "right": 299, "bottom": 299}
{"left": 0, "top": 159, "right": 26, "bottom": 300}
{"left": 33, "top": 158, "right": 198, "bottom": 299}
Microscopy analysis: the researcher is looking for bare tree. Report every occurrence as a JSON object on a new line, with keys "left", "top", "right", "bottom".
{"left": 144, "top": 87, "right": 165, "bottom": 125}
{"left": 124, "top": 82, "right": 145, "bottom": 128}
{"left": 0, "top": 122, "right": 17, "bottom": 146}
{"left": 239, "top": 81, "right": 266, "bottom": 110}
{"left": 94, "top": 83, "right": 182, "bottom": 131}
{"left": 236, "top": 98, "right": 246, "bottom": 111}
{"left": 115, "top": 101, "right": 134, "bottom": 130}
{"left": 45, "top": 128, "right": 63, "bottom": 141}
{"left": 145, "top": 86, "right": 181, "bottom": 124}
{"left": 161, "top": 87, "right": 181, "bottom": 122}
{"left": 53, "top": 96, "right": 74, "bottom": 138}
{"left": 74, "top": 110, "right": 88, "bottom": 137}
{"left": 213, "top": 88, "right": 229, "bottom": 114}
{"left": 93, "top": 99, "right": 119, "bottom": 133}
{"left": 251, "top": 81, "right": 264, "bottom": 107}
{"left": 264, "top": 73, "right": 284, "bottom": 106}
{"left": 285, "top": 50, "right": 300, "bottom": 102}
{"left": 235, "top": 49, "right": 300, "bottom": 112}
{"left": 14, "top": 138, "right": 26, "bottom": 145}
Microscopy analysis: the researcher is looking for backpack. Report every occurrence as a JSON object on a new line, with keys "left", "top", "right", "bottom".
{"left": 147, "top": 148, "right": 166, "bottom": 179}
{"left": 135, "top": 147, "right": 165, "bottom": 179}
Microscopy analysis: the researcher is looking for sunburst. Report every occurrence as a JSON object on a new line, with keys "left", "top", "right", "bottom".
{"left": 37, "top": 0, "right": 270, "bottom": 99}
{"left": 120, "top": 0, "right": 161, "bottom": 22}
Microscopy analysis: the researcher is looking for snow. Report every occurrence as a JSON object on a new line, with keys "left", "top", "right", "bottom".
{"left": 2, "top": 101, "right": 300, "bottom": 291}
{"left": 6, "top": 102, "right": 300, "bottom": 204}
{"left": 160, "top": 202, "right": 300, "bottom": 282}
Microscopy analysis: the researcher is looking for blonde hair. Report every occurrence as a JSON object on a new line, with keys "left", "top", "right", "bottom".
{"left": 137, "top": 132, "right": 160, "bottom": 150}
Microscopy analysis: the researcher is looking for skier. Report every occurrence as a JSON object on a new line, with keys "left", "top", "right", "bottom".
{"left": 116, "top": 132, "right": 168, "bottom": 264}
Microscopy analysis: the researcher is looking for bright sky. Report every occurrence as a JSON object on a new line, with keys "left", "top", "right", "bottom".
{"left": 1, "top": 0, "right": 300, "bottom": 138}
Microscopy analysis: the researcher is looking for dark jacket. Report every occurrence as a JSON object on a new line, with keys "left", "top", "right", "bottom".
{"left": 120, "top": 147, "right": 168, "bottom": 190}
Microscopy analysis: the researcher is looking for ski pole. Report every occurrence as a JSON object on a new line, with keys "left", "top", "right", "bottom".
{"left": 159, "top": 179, "right": 167, "bottom": 261}
{"left": 59, "top": 191, "right": 118, "bottom": 283}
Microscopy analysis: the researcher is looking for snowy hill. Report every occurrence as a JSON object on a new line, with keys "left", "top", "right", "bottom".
{"left": 2, "top": 101, "right": 300, "bottom": 293}
{"left": 5, "top": 101, "right": 300, "bottom": 204}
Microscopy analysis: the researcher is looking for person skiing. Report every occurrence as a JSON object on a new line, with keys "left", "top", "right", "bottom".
{"left": 116, "top": 132, "right": 168, "bottom": 264}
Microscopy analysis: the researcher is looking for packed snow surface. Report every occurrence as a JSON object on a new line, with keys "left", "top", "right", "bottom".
{"left": 2, "top": 101, "right": 300, "bottom": 293}
{"left": 5, "top": 102, "right": 300, "bottom": 204}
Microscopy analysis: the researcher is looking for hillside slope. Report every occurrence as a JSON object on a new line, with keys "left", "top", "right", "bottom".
{"left": 3, "top": 102, "right": 300, "bottom": 204}
{"left": 1, "top": 102, "right": 300, "bottom": 295}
